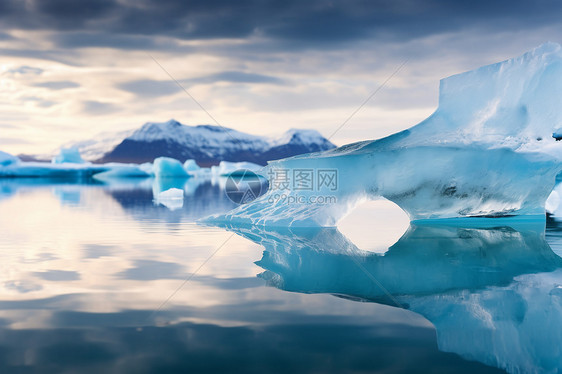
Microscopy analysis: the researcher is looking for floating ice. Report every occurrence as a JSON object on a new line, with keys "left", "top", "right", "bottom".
{"left": 0, "top": 151, "right": 19, "bottom": 166}
{"left": 0, "top": 162, "right": 108, "bottom": 178}
{"left": 93, "top": 163, "right": 152, "bottom": 180}
{"left": 206, "top": 43, "right": 562, "bottom": 226}
{"left": 183, "top": 159, "right": 200, "bottom": 173}
{"left": 153, "top": 157, "right": 189, "bottom": 178}
{"left": 52, "top": 147, "right": 86, "bottom": 164}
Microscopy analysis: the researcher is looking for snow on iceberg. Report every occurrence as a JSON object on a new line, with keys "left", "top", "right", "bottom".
{"left": 52, "top": 147, "right": 86, "bottom": 164}
{"left": 153, "top": 157, "right": 189, "bottom": 178}
{"left": 205, "top": 43, "right": 562, "bottom": 226}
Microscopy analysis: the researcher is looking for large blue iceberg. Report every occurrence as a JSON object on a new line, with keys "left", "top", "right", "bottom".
{"left": 207, "top": 43, "right": 562, "bottom": 226}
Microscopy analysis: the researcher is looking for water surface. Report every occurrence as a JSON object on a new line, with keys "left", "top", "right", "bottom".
{"left": 1, "top": 178, "right": 560, "bottom": 373}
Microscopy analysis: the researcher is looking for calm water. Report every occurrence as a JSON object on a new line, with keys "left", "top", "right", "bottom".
{"left": 1, "top": 177, "right": 561, "bottom": 373}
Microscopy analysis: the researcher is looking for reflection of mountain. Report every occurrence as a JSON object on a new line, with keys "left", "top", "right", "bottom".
{"left": 219, "top": 220, "right": 562, "bottom": 374}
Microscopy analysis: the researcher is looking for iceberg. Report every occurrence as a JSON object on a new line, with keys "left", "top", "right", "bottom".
{"left": 0, "top": 151, "right": 19, "bottom": 166}
{"left": 92, "top": 163, "right": 152, "bottom": 180}
{"left": 206, "top": 43, "right": 562, "bottom": 226}
{"left": 153, "top": 157, "right": 189, "bottom": 178}
{"left": 52, "top": 147, "right": 86, "bottom": 164}
{"left": 183, "top": 159, "right": 200, "bottom": 173}
{"left": 0, "top": 162, "right": 108, "bottom": 178}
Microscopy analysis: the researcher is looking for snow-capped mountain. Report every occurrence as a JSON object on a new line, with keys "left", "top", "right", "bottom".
{"left": 67, "top": 119, "right": 335, "bottom": 165}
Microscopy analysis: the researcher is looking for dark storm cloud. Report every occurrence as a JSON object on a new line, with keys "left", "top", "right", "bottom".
{"left": 1, "top": 0, "right": 561, "bottom": 49}
{"left": 51, "top": 32, "right": 190, "bottom": 51}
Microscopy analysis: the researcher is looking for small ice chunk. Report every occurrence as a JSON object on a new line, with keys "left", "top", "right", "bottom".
{"left": 153, "top": 157, "right": 189, "bottom": 178}
{"left": 156, "top": 187, "right": 184, "bottom": 210}
{"left": 0, "top": 151, "right": 19, "bottom": 166}
{"left": 139, "top": 162, "right": 154, "bottom": 176}
{"left": 93, "top": 163, "right": 151, "bottom": 180}
{"left": 52, "top": 147, "right": 86, "bottom": 164}
{"left": 183, "top": 159, "right": 200, "bottom": 172}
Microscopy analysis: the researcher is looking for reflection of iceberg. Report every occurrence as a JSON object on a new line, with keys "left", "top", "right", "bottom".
{"left": 208, "top": 43, "right": 562, "bottom": 226}
{"left": 154, "top": 188, "right": 184, "bottom": 211}
{"left": 219, "top": 220, "right": 562, "bottom": 373}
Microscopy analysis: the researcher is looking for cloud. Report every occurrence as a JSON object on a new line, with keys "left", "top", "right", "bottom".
{"left": 4, "top": 65, "right": 43, "bottom": 75}
{"left": 0, "top": 137, "right": 32, "bottom": 146}
{"left": 117, "top": 79, "right": 181, "bottom": 98}
{"left": 51, "top": 32, "right": 188, "bottom": 51}
{"left": 32, "top": 80, "right": 80, "bottom": 90}
{"left": 21, "top": 96, "right": 56, "bottom": 108}
{"left": 82, "top": 100, "right": 119, "bottom": 115}
{"left": 118, "top": 72, "right": 284, "bottom": 98}
{"left": 187, "top": 71, "right": 285, "bottom": 85}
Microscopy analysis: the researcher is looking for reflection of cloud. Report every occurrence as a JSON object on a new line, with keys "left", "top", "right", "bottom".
{"left": 0, "top": 311, "right": 492, "bottom": 374}
{"left": 5, "top": 280, "right": 43, "bottom": 293}
{"left": 192, "top": 275, "right": 264, "bottom": 290}
{"left": 21, "top": 252, "right": 58, "bottom": 264}
{"left": 82, "top": 244, "right": 114, "bottom": 259}
{"left": 33, "top": 270, "right": 81, "bottom": 281}
{"left": 117, "top": 260, "right": 184, "bottom": 280}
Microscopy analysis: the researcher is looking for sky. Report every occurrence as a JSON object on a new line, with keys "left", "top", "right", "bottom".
{"left": 1, "top": 0, "right": 562, "bottom": 155}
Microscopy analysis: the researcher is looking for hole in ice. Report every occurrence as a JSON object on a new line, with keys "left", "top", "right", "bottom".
{"left": 337, "top": 198, "right": 409, "bottom": 254}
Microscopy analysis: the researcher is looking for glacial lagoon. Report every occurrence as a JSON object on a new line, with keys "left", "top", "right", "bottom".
{"left": 1, "top": 177, "right": 561, "bottom": 373}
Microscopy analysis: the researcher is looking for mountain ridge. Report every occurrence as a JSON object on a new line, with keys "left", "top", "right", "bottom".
{"left": 62, "top": 119, "right": 336, "bottom": 166}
